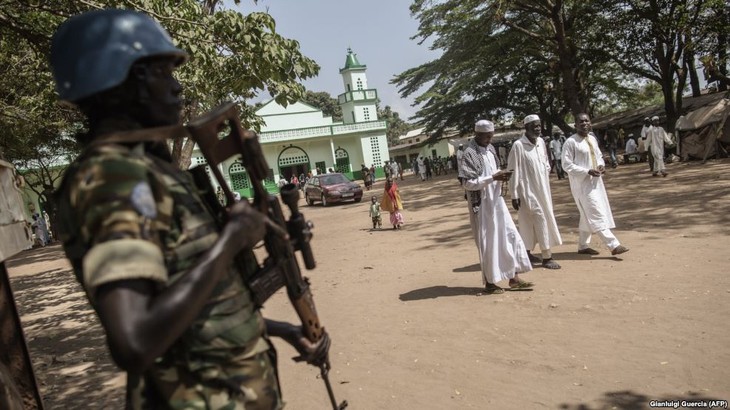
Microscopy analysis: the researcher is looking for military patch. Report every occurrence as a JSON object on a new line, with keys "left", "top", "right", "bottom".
{"left": 131, "top": 181, "right": 157, "bottom": 219}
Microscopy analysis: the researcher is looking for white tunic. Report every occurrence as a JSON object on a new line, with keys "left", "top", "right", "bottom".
{"left": 507, "top": 136, "right": 562, "bottom": 250}
{"left": 417, "top": 157, "right": 426, "bottom": 177}
{"left": 561, "top": 134, "right": 616, "bottom": 233}
{"left": 646, "top": 126, "right": 667, "bottom": 172}
{"left": 464, "top": 146, "right": 532, "bottom": 284}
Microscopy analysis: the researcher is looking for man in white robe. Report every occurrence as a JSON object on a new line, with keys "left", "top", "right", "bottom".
{"left": 463, "top": 119, "right": 534, "bottom": 294}
{"left": 646, "top": 115, "right": 669, "bottom": 177}
{"left": 640, "top": 117, "right": 653, "bottom": 171}
{"left": 562, "top": 113, "right": 629, "bottom": 256}
{"left": 417, "top": 156, "right": 426, "bottom": 181}
{"left": 508, "top": 115, "right": 563, "bottom": 269}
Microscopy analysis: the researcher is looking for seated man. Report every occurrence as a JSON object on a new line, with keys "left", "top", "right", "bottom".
{"left": 623, "top": 134, "right": 639, "bottom": 163}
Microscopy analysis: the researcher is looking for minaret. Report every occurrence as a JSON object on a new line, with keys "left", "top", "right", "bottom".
{"left": 338, "top": 48, "right": 378, "bottom": 124}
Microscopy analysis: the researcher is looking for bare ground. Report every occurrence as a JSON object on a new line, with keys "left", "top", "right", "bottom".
{"left": 7, "top": 157, "right": 730, "bottom": 409}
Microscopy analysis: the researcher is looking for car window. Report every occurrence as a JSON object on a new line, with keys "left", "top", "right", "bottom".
{"left": 321, "top": 174, "right": 348, "bottom": 185}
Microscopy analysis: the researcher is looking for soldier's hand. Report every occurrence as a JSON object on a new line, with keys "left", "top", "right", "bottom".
{"left": 290, "top": 327, "right": 331, "bottom": 367}
{"left": 223, "top": 200, "right": 265, "bottom": 250}
{"left": 512, "top": 198, "right": 520, "bottom": 210}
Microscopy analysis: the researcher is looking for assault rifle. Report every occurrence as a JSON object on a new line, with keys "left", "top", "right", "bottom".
{"left": 187, "top": 103, "right": 347, "bottom": 410}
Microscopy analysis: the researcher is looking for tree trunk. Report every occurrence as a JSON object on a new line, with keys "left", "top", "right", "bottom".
{"left": 178, "top": 138, "right": 196, "bottom": 170}
{"left": 550, "top": 3, "right": 587, "bottom": 117}
{"left": 718, "top": 20, "right": 728, "bottom": 91}
{"left": 686, "top": 54, "right": 701, "bottom": 97}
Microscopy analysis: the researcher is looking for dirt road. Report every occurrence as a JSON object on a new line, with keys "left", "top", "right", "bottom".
{"left": 7, "top": 157, "right": 730, "bottom": 409}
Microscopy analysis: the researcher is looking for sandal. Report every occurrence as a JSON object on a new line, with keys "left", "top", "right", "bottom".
{"left": 479, "top": 283, "right": 505, "bottom": 295}
{"left": 577, "top": 247, "right": 600, "bottom": 255}
{"left": 509, "top": 280, "right": 534, "bottom": 290}
{"left": 541, "top": 259, "right": 561, "bottom": 269}
{"left": 611, "top": 245, "right": 629, "bottom": 255}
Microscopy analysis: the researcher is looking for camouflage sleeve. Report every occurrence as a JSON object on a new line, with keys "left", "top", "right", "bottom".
{"left": 72, "top": 150, "right": 168, "bottom": 301}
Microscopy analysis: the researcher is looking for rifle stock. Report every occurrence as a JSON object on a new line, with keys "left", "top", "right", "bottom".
{"left": 186, "top": 102, "right": 346, "bottom": 410}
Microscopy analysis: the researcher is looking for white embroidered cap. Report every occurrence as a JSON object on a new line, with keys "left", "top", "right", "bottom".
{"left": 523, "top": 114, "right": 540, "bottom": 124}
{"left": 474, "top": 119, "right": 494, "bottom": 133}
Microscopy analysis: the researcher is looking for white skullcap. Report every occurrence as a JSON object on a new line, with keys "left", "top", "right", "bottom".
{"left": 523, "top": 114, "right": 540, "bottom": 124}
{"left": 475, "top": 119, "right": 494, "bottom": 133}
{"left": 651, "top": 116, "right": 660, "bottom": 121}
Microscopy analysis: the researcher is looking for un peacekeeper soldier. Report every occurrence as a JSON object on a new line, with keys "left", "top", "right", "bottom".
{"left": 50, "top": 9, "right": 329, "bottom": 409}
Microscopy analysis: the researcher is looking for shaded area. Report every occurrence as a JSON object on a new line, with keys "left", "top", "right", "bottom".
{"left": 559, "top": 390, "right": 727, "bottom": 410}
{"left": 452, "top": 263, "right": 481, "bottom": 273}
{"left": 399, "top": 285, "right": 485, "bottom": 301}
{"left": 5, "top": 246, "right": 66, "bottom": 271}
{"left": 6, "top": 248, "right": 124, "bottom": 409}
{"left": 554, "top": 160, "right": 730, "bottom": 235}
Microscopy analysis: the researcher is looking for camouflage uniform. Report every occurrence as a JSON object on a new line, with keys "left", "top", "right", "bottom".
{"left": 56, "top": 140, "right": 283, "bottom": 409}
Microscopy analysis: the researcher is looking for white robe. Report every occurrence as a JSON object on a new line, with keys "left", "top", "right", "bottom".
{"left": 646, "top": 126, "right": 667, "bottom": 172}
{"left": 561, "top": 134, "right": 615, "bottom": 233}
{"left": 464, "top": 146, "right": 532, "bottom": 285}
{"left": 507, "top": 136, "right": 562, "bottom": 251}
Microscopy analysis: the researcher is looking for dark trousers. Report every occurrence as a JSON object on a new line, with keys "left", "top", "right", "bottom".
{"left": 648, "top": 151, "right": 654, "bottom": 172}
{"left": 554, "top": 160, "right": 565, "bottom": 179}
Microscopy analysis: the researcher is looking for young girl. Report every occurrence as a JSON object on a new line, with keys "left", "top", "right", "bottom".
{"left": 369, "top": 196, "right": 382, "bottom": 229}
{"left": 380, "top": 178, "right": 404, "bottom": 229}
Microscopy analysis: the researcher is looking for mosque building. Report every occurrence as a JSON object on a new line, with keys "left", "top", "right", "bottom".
{"left": 191, "top": 48, "right": 390, "bottom": 197}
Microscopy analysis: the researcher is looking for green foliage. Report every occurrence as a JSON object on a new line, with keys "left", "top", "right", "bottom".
{"left": 301, "top": 91, "right": 343, "bottom": 122}
{"left": 0, "top": 0, "right": 319, "bottom": 198}
{"left": 587, "top": 0, "right": 728, "bottom": 129}
{"left": 395, "top": 0, "right": 630, "bottom": 139}
{"left": 377, "top": 104, "right": 411, "bottom": 146}
{"left": 397, "top": 0, "right": 728, "bottom": 138}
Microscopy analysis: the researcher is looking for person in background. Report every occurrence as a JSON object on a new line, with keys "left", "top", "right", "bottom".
{"left": 549, "top": 133, "right": 566, "bottom": 179}
{"left": 277, "top": 175, "right": 288, "bottom": 189}
{"left": 380, "top": 178, "right": 404, "bottom": 230}
{"left": 605, "top": 126, "right": 619, "bottom": 168}
{"left": 389, "top": 160, "right": 399, "bottom": 181}
{"left": 624, "top": 133, "right": 638, "bottom": 163}
{"left": 646, "top": 115, "right": 669, "bottom": 177}
{"left": 31, "top": 214, "right": 47, "bottom": 247}
{"left": 369, "top": 196, "right": 382, "bottom": 230}
{"left": 361, "top": 164, "right": 373, "bottom": 191}
{"left": 640, "top": 117, "right": 654, "bottom": 172}
{"left": 417, "top": 156, "right": 426, "bottom": 182}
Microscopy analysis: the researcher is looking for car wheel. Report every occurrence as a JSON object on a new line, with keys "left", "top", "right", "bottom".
{"left": 306, "top": 193, "right": 314, "bottom": 206}
{"left": 321, "top": 194, "right": 328, "bottom": 207}
{"left": 354, "top": 197, "right": 362, "bottom": 203}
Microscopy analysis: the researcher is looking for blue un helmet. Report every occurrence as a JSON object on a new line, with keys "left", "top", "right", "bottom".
{"left": 50, "top": 9, "right": 188, "bottom": 103}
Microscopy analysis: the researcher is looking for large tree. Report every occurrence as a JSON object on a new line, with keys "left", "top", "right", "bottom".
{"left": 394, "top": 0, "right": 633, "bottom": 140}
{"left": 592, "top": 0, "right": 728, "bottom": 131}
{"left": 1, "top": 0, "right": 318, "bottom": 229}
